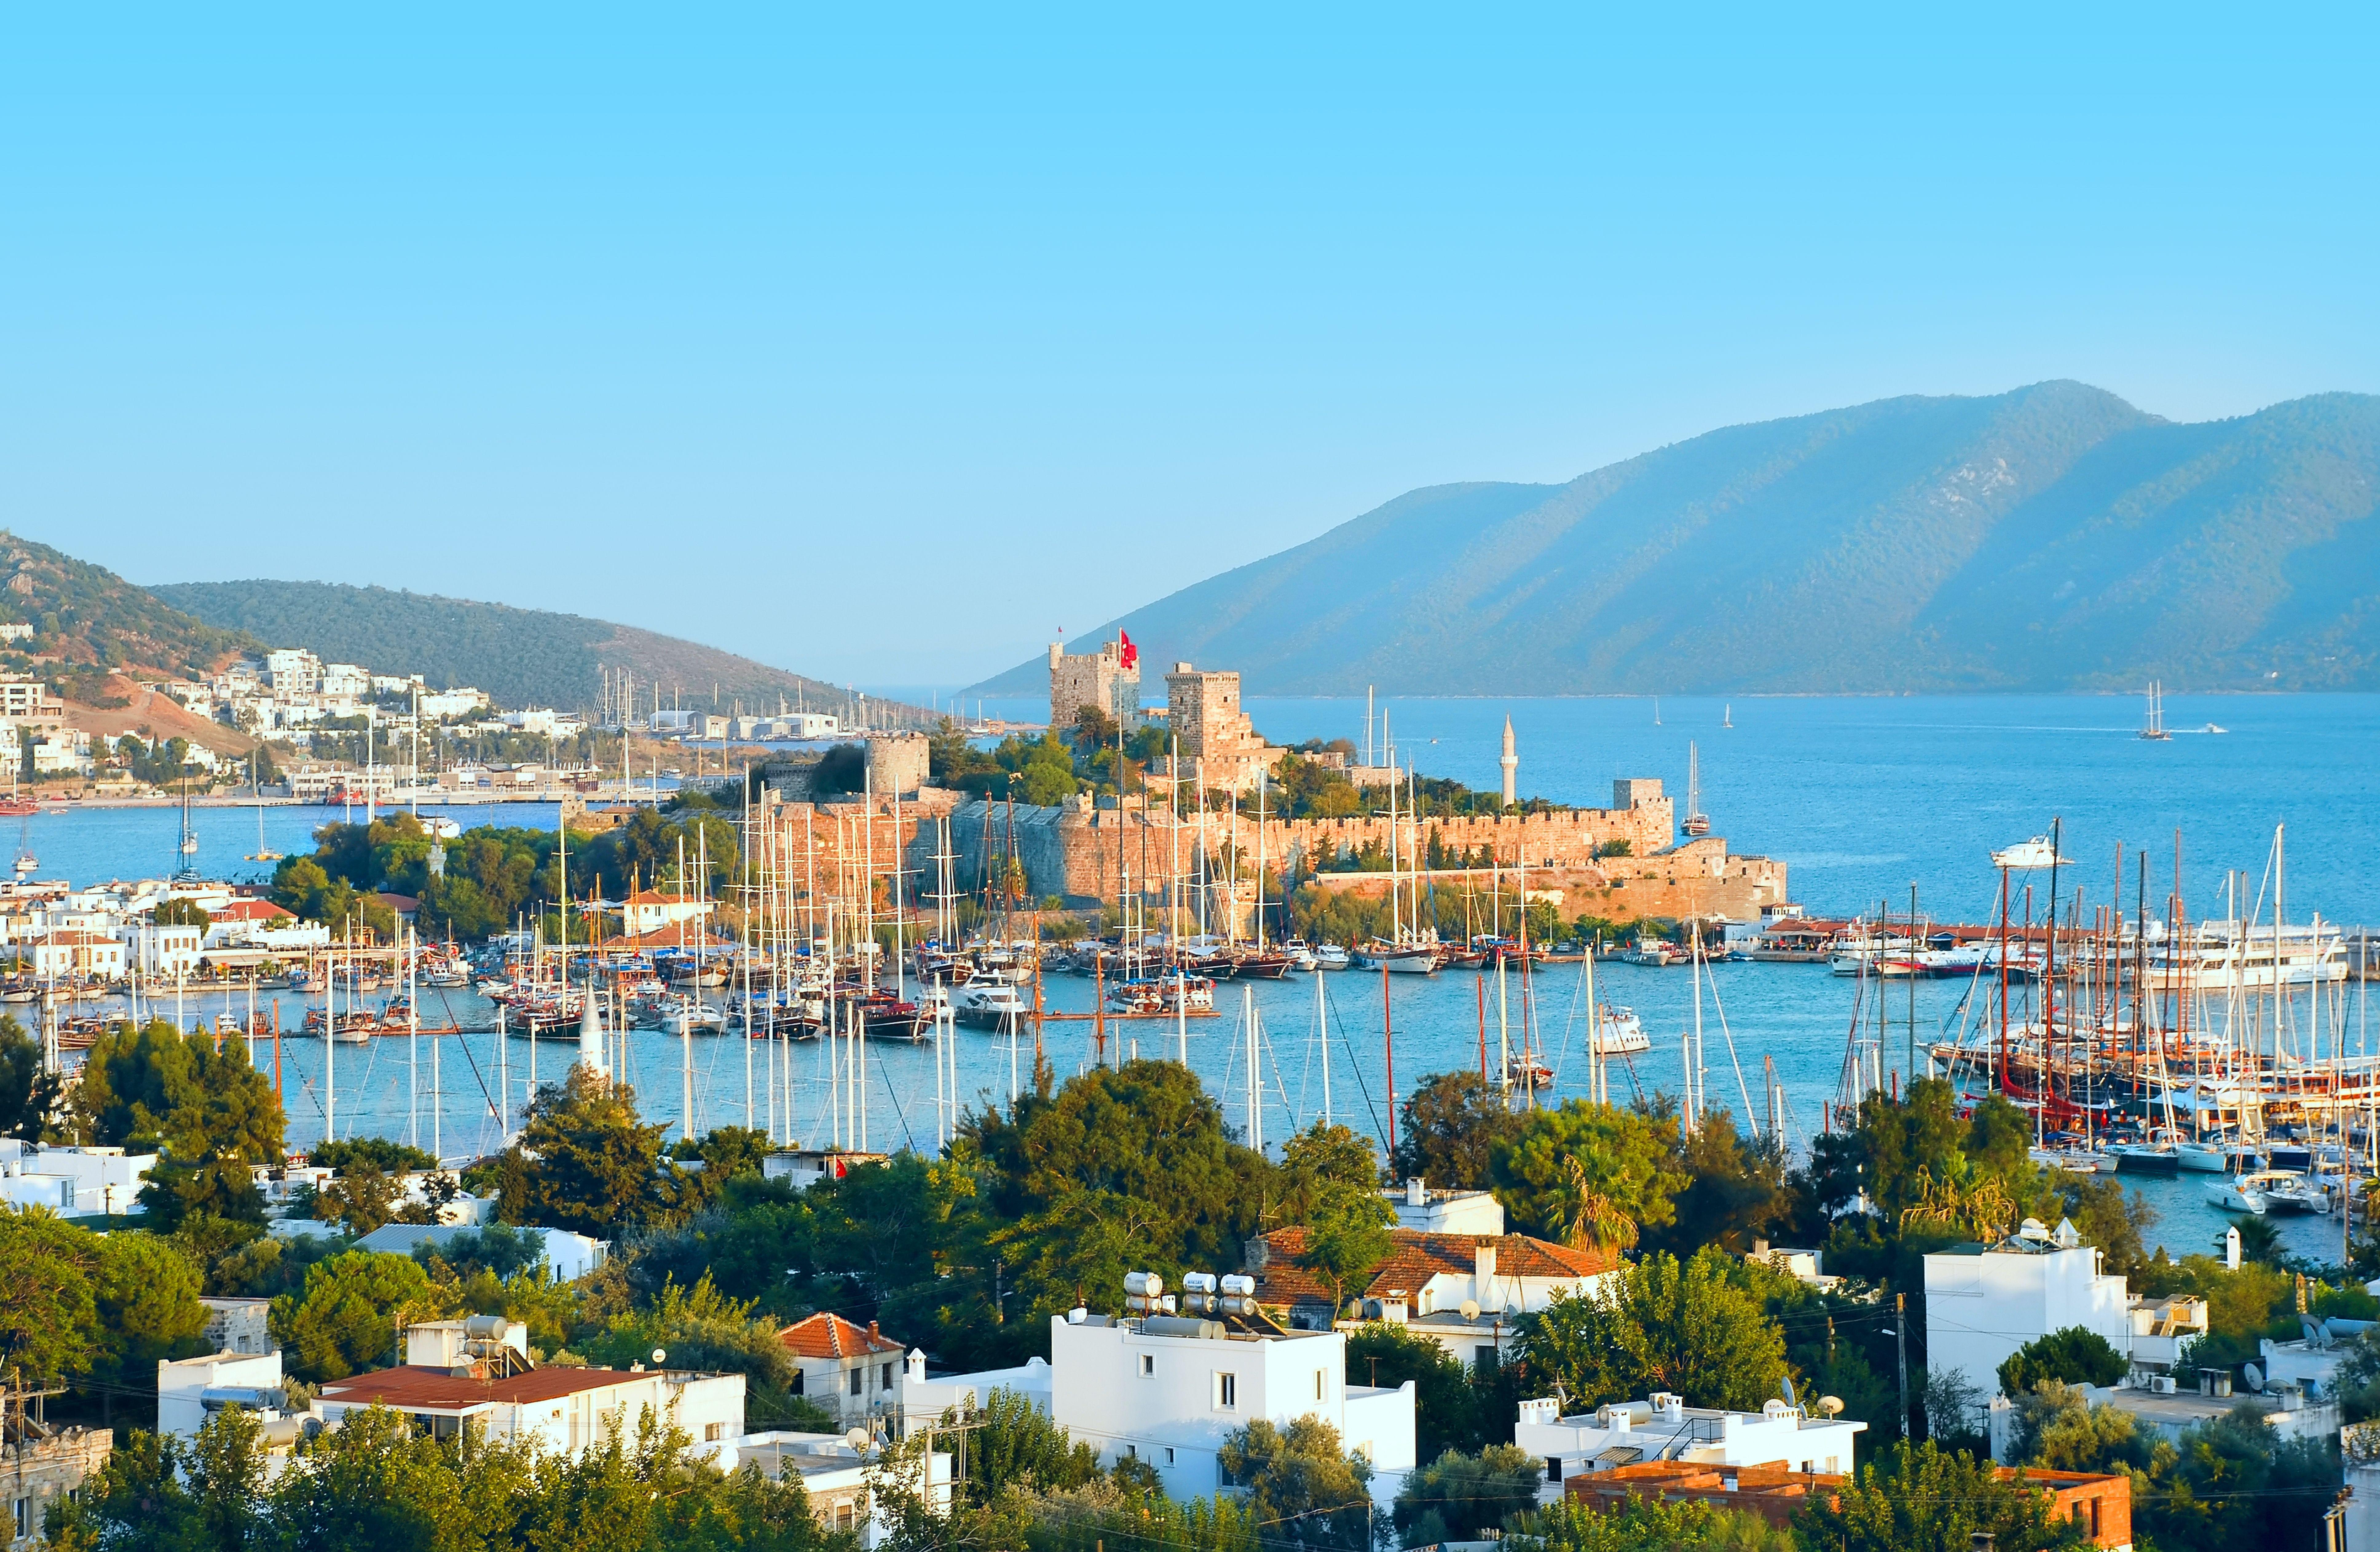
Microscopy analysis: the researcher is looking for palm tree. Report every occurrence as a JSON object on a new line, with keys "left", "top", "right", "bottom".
{"left": 1561, "top": 1155, "right": 1637, "bottom": 1254}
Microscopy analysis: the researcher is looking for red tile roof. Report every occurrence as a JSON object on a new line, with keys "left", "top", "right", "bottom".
{"left": 1252, "top": 1227, "right": 1614, "bottom": 1308}
{"left": 319, "top": 1364, "right": 646, "bottom": 1409}
{"left": 779, "top": 1313, "right": 904, "bottom": 1360}
{"left": 211, "top": 899, "right": 296, "bottom": 923}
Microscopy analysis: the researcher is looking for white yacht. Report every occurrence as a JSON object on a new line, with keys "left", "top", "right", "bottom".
{"left": 954, "top": 981, "right": 1028, "bottom": 1029}
{"left": 2208, "top": 1169, "right": 2331, "bottom": 1215}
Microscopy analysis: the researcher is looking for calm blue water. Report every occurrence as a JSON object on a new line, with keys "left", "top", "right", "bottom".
{"left": 43, "top": 695, "right": 2380, "bottom": 1265}
{"left": 22, "top": 802, "right": 563, "bottom": 889}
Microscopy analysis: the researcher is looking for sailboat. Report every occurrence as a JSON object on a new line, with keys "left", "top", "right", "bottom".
{"left": 174, "top": 773, "right": 201, "bottom": 880}
{"left": 1652, "top": 695, "right": 1662, "bottom": 726}
{"left": 1722, "top": 703, "right": 1732, "bottom": 729}
{"left": 2139, "top": 681, "right": 2170, "bottom": 741}
{"left": 1681, "top": 742, "right": 1711, "bottom": 837}
{"left": 6, "top": 772, "right": 32, "bottom": 878}
{"left": 245, "top": 761, "right": 283, "bottom": 862}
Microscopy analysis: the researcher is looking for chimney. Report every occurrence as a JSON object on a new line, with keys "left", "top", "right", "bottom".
{"left": 1475, "top": 1241, "right": 1497, "bottom": 1290}
{"left": 1244, "top": 1236, "right": 1272, "bottom": 1273}
{"left": 869, "top": 1321, "right": 880, "bottom": 1345}
{"left": 1407, "top": 1177, "right": 1426, "bottom": 1207}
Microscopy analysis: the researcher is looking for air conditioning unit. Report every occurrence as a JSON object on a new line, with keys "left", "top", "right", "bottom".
{"left": 2149, "top": 1374, "right": 2177, "bottom": 1394}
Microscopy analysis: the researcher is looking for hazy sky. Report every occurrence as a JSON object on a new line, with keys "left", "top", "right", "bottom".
{"left": 4, "top": 7, "right": 2371, "bottom": 689}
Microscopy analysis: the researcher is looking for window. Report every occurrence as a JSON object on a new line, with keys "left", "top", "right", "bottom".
{"left": 1214, "top": 1372, "right": 1237, "bottom": 1410}
{"left": 1315, "top": 1369, "right": 1326, "bottom": 1401}
{"left": 850, "top": 1367, "right": 864, "bottom": 1396}
{"left": 791, "top": 1370, "right": 804, "bottom": 1395}
{"left": 1164, "top": 1447, "right": 1176, "bottom": 1467}
{"left": 882, "top": 1361, "right": 894, "bottom": 1390}
{"left": 14, "top": 1497, "right": 28, "bottom": 1539}
{"left": 705, "top": 1422, "right": 724, "bottom": 1442}
{"left": 1140, "top": 1354, "right": 1155, "bottom": 1377}
{"left": 1125, "top": 1444, "right": 1137, "bottom": 1459}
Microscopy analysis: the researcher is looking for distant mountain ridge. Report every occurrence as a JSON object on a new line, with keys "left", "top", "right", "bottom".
{"left": 150, "top": 580, "right": 934, "bottom": 725}
{"left": 969, "top": 382, "right": 2380, "bottom": 695}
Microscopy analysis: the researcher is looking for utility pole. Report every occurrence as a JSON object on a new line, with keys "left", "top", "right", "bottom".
{"left": 1895, "top": 1292, "right": 1911, "bottom": 1439}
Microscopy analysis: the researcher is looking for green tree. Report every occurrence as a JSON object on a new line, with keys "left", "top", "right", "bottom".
{"left": 1492, "top": 1099, "right": 1687, "bottom": 1246}
{"left": 316, "top": 1164, "right": 407, "bottom": 1237}
{"left": 273, "top": 1251, "right": 444, "bottom": 1383}
{"left": 1795, "top": 1439, "right": 2090, "bottom": 1552}
{"left": 495, "top": 1067, "right": 669, "bottom": 1238}
{"left": 2007, "top": 1380, "right": 2154, "bottom": 1475}
{"left": 1642, "top": 1103, "right": 1796, "bottom": 1259}
{"left": 0, "top": 1015, "right": 61, "bottom": 1141}
{"left": 311, "top": 1137, "right": 439, "bottom": 1173}
{"left": 1389, "top": 1071, "right": 1521, "bottom": 1190}
{"left": 66, "top": 1019, "right": 282, "bottom": 1223}
{"left": 1275, "top": 1122, "right": 1395, "bottom": 1314}
{"left": 962, "top": 1386, "right": 1103, "bottom": 1503}
{"left": 89, "top": 1229, "right": 211, "bottom": 1395}
{"left": 1217, "top": 1415, "right": 1374, "bottom": 1552}
{"left": 1393, "top": 1444, "right": 1542, "bottom": 1545}
{"left": 1998, "top": 1327, "right": 2130, "bottom": 1398}
{"left": 153, "top": 897, "right": 213, "bottom": 929}
{"left": 0, "top": 1210, "right": 102, "bottom": 1383}
{"left": 583, "top": 1273, "right": 794, "bottom": 1391}
{"left": 1342, "top": 1320, "right": 1504, "bottom": 1460}
{"left": 1524, "top": 1493, "right": 1795, "bottom": 1551}
{"left": 1522, "top": 1247, "right": 1790, "bottom": 1412}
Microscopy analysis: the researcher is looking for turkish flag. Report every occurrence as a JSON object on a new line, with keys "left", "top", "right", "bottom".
{"left": 1118, "top": 630, "right": 1139, "bottom": 669}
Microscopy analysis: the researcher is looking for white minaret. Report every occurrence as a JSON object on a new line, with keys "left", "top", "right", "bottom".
{"left": 1499, "top": 715, "right": 1518, "bottom": 806}
{"left": 576, "top": 981, "right": 608, "bottom": 1081}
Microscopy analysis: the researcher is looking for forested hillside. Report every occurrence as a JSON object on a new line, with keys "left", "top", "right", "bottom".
{"left": 152, "top": 580, "right": 933, "bottom": 723}
{"left": 0, "top": 532, "right": 250, "bottom": 703}
{"left": 970, "top": 383, "right": 2380, "bottom": 695}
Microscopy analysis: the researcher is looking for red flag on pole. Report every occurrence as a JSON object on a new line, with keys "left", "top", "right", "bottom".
{"left": 1118, "top": 630, "right": 1139, "bottom": 669}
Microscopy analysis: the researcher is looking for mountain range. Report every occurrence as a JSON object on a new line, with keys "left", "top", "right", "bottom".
{"left": 968, "top": 382, "right": 2380, "bottom": 696}
{"left": 148, "top": 581, "right": 932, "bottom": 727}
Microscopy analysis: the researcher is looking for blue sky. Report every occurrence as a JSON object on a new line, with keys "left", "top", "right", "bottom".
{"left": 3, "top": 6, "right": 2372, "bottom": 688}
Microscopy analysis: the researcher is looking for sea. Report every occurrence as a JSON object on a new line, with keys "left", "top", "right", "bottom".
{"left": 30, "top": 691, "right": 2380, "bottom": 1266}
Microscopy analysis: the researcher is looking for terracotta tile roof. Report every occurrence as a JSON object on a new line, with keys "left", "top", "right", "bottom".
{"left": 212, "top": 900, "right": 296, "bottom": 922}
{"left": 779, "top": 1313, "right": 904, "bottom": 1360}
{"left": 624, "top": 890, "right": 699, "bottom": 906}
{"left": 1252, "top": 1227, "right": 1615, "bottom": 1308}
{"left": 319, "top": 1364, "right": 645, "bottom": 1409}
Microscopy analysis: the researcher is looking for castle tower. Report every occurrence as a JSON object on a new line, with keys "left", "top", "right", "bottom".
{"left": 1499, "top": 715, "right": 1518, "bottom": 806}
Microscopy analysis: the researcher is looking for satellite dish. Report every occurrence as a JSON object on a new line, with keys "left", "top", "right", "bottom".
{"left": 845, "top": 1428, "right": 873, "bottom": 1451}
{"left": 1817, "top": 1396, "right": 1845, "bottom": 1417}
{"left": 1459, "top": 1300, "right": 1481, "bottom": 1322}
{"left": 1780, "top": 1376, "right": 1797, "bottom": 1407}
{"left": 2243, "top": 1363, "right": 2264, "bottom": 1393}
{"left": 652, "top": 1348, "right": 668, "bottom": 1366}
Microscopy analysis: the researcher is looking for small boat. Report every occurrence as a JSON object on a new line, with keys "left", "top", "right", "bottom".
{"left": 1621, "top": 939, "right": 1679, "bottom": 968}
{"left": 2209, "top": 1169, "right": 2331, "bottom": 1216}
{"left": 2029, "top": 1144, "right": 2107, "bottom": 1174}
{"left": 954, "top": 981, "right": 1027, "bottom": 1030}
{"left": 1591, "top": 1006, "right": 1650, "bottom": 1056}
{"left": 2107, "top": 1139, "right": 2181, "bottom": 1177}
{"left": 1356, "top": 942, "right": 1439, "bottom": 975}
{"left": 2203, "top": 723, "right": 2227, "bottom": 735}
{"left": 1313, "top": 943, "right": 1351, "bottom": 972}
{"left": 1503, "top": 1051, "right": 1554, "bottom": 1091}
{"left": 1231, "top": 951, "right": 1292, "bottom": 980}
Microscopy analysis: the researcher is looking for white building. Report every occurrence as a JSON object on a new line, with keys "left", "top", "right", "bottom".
{"left": 1247, "top": 1226, "right": 1616, "bottom": 1364}
{"left": 0, "top": 1140, "right": 156, "bottom": 1218}
{"left": 777, "top": 1314, "right": 910, "bottom": 1427}
{"left": 732, "top": 1432, "right": 954, "bottom": 1547}
{"left": 620, "top": 890, "right": 716, "bottom": 937}
{"left": 129, "top": 923, "right": 206, "bottom": 977}
{"left": 24, "top": 931, "right": 126, "bottom": 978}
{"left": 318, "top": 1319, "right": 746, "bottom": 1461}
{"left": 1517, "top": 1394, "right": 1867, "bottom": 1497}
{"left": 1923, "top": 1217, "right": 2143, "bottom": 1400}
{"left": 159, "top": 1350, "right": 292, "bottom": 1444}
{"left": 1046, "top": 1306, "right": 1417, "bottom": 1507}
{"left": 264, "top": 650, "right": 322, "bottom": 697}
{"left": 1387, "top": 1177, "right": 1507, "bottom": 1235}
{"left": 419, "top": 687, "right": 486, "bottom": 719}
{"left": 350, "top": 1221, "right": 610, "bottom": 1282}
